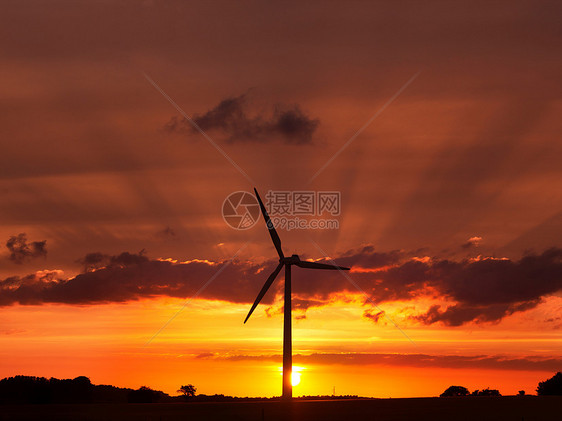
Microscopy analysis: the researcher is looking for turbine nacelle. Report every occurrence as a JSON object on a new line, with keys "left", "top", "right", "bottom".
{"left": 282, "top": 254, "right": 301, "bottom": 264}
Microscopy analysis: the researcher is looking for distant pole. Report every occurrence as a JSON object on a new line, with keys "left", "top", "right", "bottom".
{"left": 282, "top": 263, "right": 292, "bottom": 399}
{"left": 333, "top": 386, "right": 335, "bottom": 396}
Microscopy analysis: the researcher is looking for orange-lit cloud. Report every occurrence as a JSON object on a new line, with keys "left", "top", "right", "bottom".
{"left": 2, "top": 246, "right": 562, "bottom": 327}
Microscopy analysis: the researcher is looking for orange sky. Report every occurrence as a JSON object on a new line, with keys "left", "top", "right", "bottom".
{"left": 1, "top": 0, "right": 561, "bottom": 398}
{"left": 2, "top": 295, "right": 561, "bottom": 397}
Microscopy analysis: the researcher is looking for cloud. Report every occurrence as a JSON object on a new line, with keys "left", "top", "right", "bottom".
{"left": 295, "top": 247, "right": 562, "bottom": 325}
{"left": 363, "top": 309, "right": 385, "bottom": 324}
{"left": 200, "top": 352, "right": 562, "bottom": 372}
{"left": 420, "top": 249, "right": 562, "bottom": 324}
{"left": 0, "top": 251, "right": 274, "bottom": 307}
{"left": 76, "top": 252, "right": 109, "bottom": 272}
{"left": 5, "top": 234, "right": 47, "bottom": 264}
{"left": 76, "top": 250, "right": 149, "bottom": 272}
{"left": 1, "top": 247, "right": 562, "bottom": 327}
{"left": 462, "top": 236, "right": 482, "bottom": 249}
{"left": 413, "top": 301, "right": 541, "bottom": 327}
{"left": 164, "top": 93, "right": 319, "bottom": 144}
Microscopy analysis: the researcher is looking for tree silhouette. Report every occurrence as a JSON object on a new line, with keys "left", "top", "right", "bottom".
{"left": 178, "top": 384, "right": 197, "bottom": 400}
{"left": 0, "top": 375, "right": 174, "bottom": 404}
{"left": 471, "top": 388, "right": 501, "bottom": 396}
{"left": 0, "top": 375, "right": 94, "bottom": 404}
{"left": 128, "top": 386, "right": 162, "bottom": 403}
{"left": 440, "top": 385, "right": 469, "bottom": 397}
{"left": 537, "top": 372, "right": 562, "bottom": 396}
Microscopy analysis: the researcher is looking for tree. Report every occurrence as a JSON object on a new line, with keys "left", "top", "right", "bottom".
{"left": 178, "top": 384, "right": 197, "bottom": 400}
{"left": 440, "top": 386, "right": 469, "bottom": 397}
{"left": 537, "top": 372, "right": 562, "bottom": 396}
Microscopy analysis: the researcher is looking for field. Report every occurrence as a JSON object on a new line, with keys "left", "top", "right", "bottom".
{"left": 1, "top": 396, "right": 560, "bottom": 421}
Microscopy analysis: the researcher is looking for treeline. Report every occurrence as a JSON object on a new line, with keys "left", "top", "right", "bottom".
{"left": 0, "top": 376, "right": 270, "bottom": 404}
{"left": 4, "top": 372, "right": 561, "bottom": 404}
{"left": 0, "top": 376, "right": 176, "bottom": 404}
{"left": 439, "top": 371, "right": 562, "bottom": 397}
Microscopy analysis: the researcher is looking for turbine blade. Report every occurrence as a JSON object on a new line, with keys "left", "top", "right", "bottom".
{"left": 295, "top": 260, "right": 350, "bottom": 270}
{"left": 244, "top": 262, "right": 284, "bottom": 323}
{"left": 254, "top": 188, "right": 284, "bottom": 259}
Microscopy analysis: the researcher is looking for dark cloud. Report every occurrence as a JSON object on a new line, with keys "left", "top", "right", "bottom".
{"left": 294, "top": 247, "right": 562, "bottom": 325}
{"left": 108, "top": 250, "right": 149, "bottom": 267}
{"left": 339, "top": 245, "right": 404, "bottom": 268}
{"left": 0, "top": 251, "right": 273, "bottom": 307}
{"left": 77, "top": 252, "right": 108, "bottom": 272}
{"left": 165, "top": 93, "right": 319, "bottom": 144}
{"left": 1, "top": 247, "right": 562, "bottom": 327}
{"left": 414, "top": 301, "right": 541, "bottom": 327}
{"left": 5, "top": 233, "right": 47, "bottom": 264}
{"left": 429, "top": 249, "right": 562, "bottom": 306}
{"left": 76, "top": 250, "right": 149, "bottom": 272}
{"left": 363, "top": 309, "right": 385, "bottom": 324}
{"left": 202, "top": 352, "right": 562, "bottom": 372}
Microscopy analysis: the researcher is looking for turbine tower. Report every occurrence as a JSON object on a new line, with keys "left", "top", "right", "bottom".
{"left": 244, "top": 188, "right": 350, "bottom": 399}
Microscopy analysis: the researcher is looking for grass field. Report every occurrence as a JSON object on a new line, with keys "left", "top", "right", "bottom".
{"left": 1, "top": 396, "right": 560, "bottom": 421}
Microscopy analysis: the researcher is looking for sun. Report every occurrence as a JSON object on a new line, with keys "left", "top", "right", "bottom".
{"left": 278, "top": 366, "right": 304, "bottom": 387}
{"left": 291, "top": 371, "right": 301, "bottom": 387}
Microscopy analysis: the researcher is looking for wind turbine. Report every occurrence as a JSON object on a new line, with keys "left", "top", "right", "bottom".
{"left": 244, "top": 188, "right": 350, "bottom": 399}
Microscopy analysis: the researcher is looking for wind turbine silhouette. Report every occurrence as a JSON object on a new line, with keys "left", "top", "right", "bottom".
{"left": 244, "top": 188, "right": 350, "bottom": 399}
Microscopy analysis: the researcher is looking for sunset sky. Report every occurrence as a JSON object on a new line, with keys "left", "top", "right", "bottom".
{"left": 1, "top": 1, "right": 561, "bottom": 398}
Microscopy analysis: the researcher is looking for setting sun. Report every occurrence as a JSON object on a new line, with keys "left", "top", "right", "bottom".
{"left": 278, "top": 366, "right": 304, "bottom": 388}
{"left": 292, "top": 371, "right": 301, "bottom": 387}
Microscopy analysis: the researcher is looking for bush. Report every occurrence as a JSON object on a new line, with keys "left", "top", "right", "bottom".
{"left": 440, "top": 386, "right": 469, "bottom": 397}
{"left": 471, "top": 388, "right": 501, "bottom": 396}
{"left": 537, "top": 372, "right": 562, "bottom": 396}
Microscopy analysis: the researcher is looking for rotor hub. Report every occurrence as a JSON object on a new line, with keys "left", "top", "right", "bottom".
{"left": 281, "top": 254, "right": 301, "bottom": 264}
